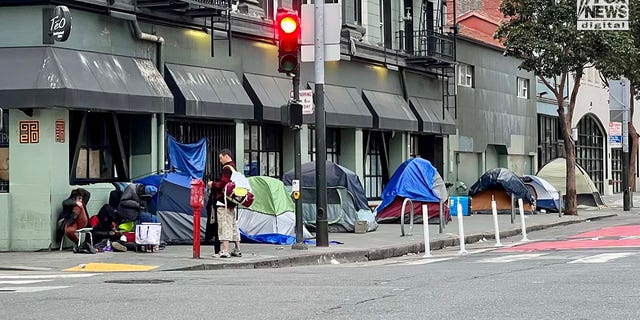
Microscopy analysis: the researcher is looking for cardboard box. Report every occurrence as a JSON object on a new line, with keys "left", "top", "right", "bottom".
{"left": 354, "top": 220, "right": 368, "bottom": 234}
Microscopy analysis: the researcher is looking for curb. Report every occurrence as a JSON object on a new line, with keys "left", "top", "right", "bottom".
{"left": 163, "top": 213, "right": 619, "bottom": 272}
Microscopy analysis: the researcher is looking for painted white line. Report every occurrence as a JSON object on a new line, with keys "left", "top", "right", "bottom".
{"left": 0, "top": 286, "right": 70, "bottom": 293}
{"left": 477, "top": 253, "right": 548, "bottom": 263}
{"left": 403, "top": 258, "right": 454, "bottom": 265}
{"left": 0, "top": 273, "right": 98, "bottom": 280}
{"left": 568, "top": 252, "right": 636, "bottom": 264}
{"left": 0, "top": 280, "right": 54, "bottom": 285}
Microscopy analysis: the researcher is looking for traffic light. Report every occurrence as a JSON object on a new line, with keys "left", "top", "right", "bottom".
{"left": 275, "top": 8, "right": 300, "bottom": 74}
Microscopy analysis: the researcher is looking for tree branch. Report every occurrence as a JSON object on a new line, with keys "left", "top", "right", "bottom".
{"left": 567, "top": 74, "right": 582, "bottom": 123}
{"left": 539, "top": 75, "right": 559, "bottom": 97}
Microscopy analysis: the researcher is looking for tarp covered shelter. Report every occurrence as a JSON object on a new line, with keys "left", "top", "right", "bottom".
{"left": 237, "top": 176, "right": 312, "bottom": 244}
{"left": 135, "top": 172, "right": 208, "bottom": 244}
{"left": 376, "top": 158, "right": 451, "bottom": 224}
{"left": 469, "top": 168, "right": 535, "bottom": 214}
{"left": 133, "top": 134, "right": 209, "bottom": 244}
{"left": 522, "top": 175, "right": 562, "bottom": 212}
{"left": 536, "top": 158, "right": 604, "bottom": 207}
{"left": 283, "top": 161, "right": 377, "bottom": 232}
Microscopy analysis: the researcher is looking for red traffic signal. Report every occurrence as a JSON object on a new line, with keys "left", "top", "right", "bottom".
{"left": 275, "top": 8, "right": 300, "bottom": 74}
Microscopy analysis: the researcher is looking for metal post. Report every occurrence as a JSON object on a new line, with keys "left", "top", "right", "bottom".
{"left": 456, "top": 202, "right": 467, "bottom": 255}
{"left": 510, "top": 194, "right": 515, "bottom": 224}
{"left": 422, "top": 204, "right": 432, "bottom": 257}
{"left": 314, "top": 0, "right": 328, "bottom": 247}
{"left": 623, "top": 80, "right": 631, "bottom": 211}
{"left": 491, "top": 197, "right": 502, "bottom": 247}
{"left": 518, "top": 198, "right": 529, "bottom": 242}
{"left": 439, "top": 200, "right": 444, "bottom": 233}
{"left": 291, "top": 75, "right": 307, "bottom": 250}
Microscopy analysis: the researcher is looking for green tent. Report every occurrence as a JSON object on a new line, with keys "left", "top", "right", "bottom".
{"left": 237, "top": 176, "right": 311, "bottom": 243}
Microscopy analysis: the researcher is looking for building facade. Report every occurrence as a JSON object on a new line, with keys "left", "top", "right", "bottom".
{"left": 0, "top": 0, "right": 459, "bottom": 250}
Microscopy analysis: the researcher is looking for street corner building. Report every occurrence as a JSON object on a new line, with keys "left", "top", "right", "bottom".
{"left": 1, "top": 0, "right": 616, "bottom": 251}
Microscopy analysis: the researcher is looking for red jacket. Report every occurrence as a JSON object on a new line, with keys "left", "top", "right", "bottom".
{"left": 213, "top": 161, "right": 236, "bottom": 207}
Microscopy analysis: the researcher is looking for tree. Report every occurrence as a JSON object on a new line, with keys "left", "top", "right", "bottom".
{"left": 494, "top": 0, "right": 630, "bottom": 215}
{"left": 593, "top": 0, "right": 639, "bottom": 193}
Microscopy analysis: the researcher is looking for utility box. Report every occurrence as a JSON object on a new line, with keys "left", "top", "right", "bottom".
{"left": 354, "top": 220, "right": 368, "bottom": 234}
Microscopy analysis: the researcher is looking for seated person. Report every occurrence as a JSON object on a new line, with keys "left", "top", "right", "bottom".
{"left": 117, "top": 183, "right": 158, "bottom": 224}
{"left": 89, "top": 203, "right": 127, "bottom": 252}
{"left": 59, "top": 188, "right": 91, "bottom": 250}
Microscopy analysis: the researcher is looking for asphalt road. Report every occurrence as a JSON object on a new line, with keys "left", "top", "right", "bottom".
{"left": 3, "top": 214, "right": 640, "bottom": 320}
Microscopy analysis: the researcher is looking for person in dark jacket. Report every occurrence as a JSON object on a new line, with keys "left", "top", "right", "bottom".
{"left": 117, "top": 184, "right": 158, "bottom": 223}
{"left": 59, "top": 188, "right": 91, "bottom": 249}
{"left": 89, "top": 203, "right": 128, "bottom": 252}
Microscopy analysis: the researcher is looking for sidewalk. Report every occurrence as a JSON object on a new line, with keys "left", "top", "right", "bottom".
{"left": 0, "top": 203, "right": 627, "bottom": 272}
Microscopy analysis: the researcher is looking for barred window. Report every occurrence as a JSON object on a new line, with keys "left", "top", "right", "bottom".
{"left": 0, "top": 111, "right": 8, "bottom": 193}
{"left": 308, "top": 127, "right": 340, "bottom": 163}
{"left": 244, "top": 123, "right": 282, "bottom": 179}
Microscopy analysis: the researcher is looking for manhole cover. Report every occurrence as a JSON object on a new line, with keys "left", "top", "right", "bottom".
{"left": 104, "top": 279, "right": 174, "bottom": 284}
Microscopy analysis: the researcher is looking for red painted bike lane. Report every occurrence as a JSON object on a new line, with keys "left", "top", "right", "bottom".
{"left": 498, "top": 225, "right": 640, "bottom": 252}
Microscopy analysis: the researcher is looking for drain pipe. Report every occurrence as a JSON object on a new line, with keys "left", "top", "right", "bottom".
{"left": 110, "top": 10, "right": 166, "bottom": 173}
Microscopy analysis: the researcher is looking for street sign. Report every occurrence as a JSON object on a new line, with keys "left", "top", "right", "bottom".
{"left": 290, "top": 89, "right": 314, "bottom": 115}
{"left": 610, "top": 121, "right": 622, "bottom": 148}
{"left": 300, "top": 3, "right": 341, "bottom": 62}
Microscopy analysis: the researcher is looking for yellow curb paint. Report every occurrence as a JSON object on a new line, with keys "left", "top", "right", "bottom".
{"left": 64, "top": 263, "right": 158, "bottom": 272}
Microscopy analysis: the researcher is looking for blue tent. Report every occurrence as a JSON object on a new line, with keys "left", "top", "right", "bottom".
{"left": 376, "top": 158, "right": 450, "bottom": 223}
{"left": 377, "top": 158, "right": 447, "bottom": 212}
{"left": 132, "top": 134, "right": 208, "bottom": 244}
{"left": 142, "top": 172, "right": 209, "bottom": 244}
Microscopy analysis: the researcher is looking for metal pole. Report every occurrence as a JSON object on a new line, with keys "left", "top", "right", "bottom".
{"left": 510, "top": 194, "right": 515, "bottom": 224}
{"left": 292, "top": 75, "right": 307, "bottom": 250}
{"left": 314, "top": 0, "right": 328, "bottom": 247}
{"left": 623, "top": 80, "right": 631, "bottom": 211}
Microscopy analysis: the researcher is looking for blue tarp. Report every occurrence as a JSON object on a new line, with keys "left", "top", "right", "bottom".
{"left": 167, "top": 135, "right": 207, "bottom": 179}
{"left": 377, "top": 158, "right": 442, "bottom": 213}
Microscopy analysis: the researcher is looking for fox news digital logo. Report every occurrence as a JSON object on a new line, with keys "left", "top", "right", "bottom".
{"left": 577, "top": 0, "right": 629, "bottom": 30}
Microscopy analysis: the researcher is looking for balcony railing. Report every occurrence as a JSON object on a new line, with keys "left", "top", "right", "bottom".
{"left": 136, "top": 0, "right": 230, "bottom": 16}
{"left": 399, "top": 30, "right": 455, "bottom": 66}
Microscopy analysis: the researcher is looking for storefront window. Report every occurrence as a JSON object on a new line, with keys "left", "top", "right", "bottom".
{"left": 244, "top": 124, "right": 282, "bottom": 179}
{"left": 0, "top": 111, "right": 8, "bottom": 192}
{"left": 308, "top": 127, "right": 340, "bottom": 163}
{"left": 363, "top": 130, "right": 389, "bottom": 199}
{"left": 69, "top": 111, "right": 129, "bottom": 184}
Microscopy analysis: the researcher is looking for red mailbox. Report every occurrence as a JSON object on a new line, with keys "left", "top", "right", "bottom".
{"left": 190, "top": 179, "right": 205, "bottom": 259}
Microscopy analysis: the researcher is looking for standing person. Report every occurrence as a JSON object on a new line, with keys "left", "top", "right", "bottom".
{"left": 211, "top": 149, "right": 242, "bottom": 258}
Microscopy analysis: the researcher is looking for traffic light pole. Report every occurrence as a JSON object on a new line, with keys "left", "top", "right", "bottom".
{"left": 314, "top": 0, "right": 329, "bottom": 247}
{"left": 291, "top": 74, "right": 307, "bottom": 250}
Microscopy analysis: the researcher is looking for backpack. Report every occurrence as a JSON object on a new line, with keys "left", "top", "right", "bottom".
{"left": 223, "top": 165, "right": 254, "bottom": 208}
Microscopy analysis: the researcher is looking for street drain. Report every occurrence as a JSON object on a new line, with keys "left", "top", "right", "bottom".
{"left": 0, "top": 289, "right": 16, "bottom": 292}
{"left": 105, "top": 279, "right": 174, "bottom": 284}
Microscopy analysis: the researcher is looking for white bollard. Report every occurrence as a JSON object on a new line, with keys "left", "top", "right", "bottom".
{"left": 491, "top": 200, "right": 503, "bottom": 247}
{"left": 422, "top": 205, "right": 432, "bottom": 257}
{"left": 518, "top": 198, "right": 529, "bottom": 242}
{"left": 457, "top": 202, "right": 467, "bottom": 254}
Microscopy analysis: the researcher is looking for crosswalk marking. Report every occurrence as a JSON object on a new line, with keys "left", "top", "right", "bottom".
{"left": 0, "top": 273, "right": 98, "bottom": 294}
{"left": 568, "top": 252, "right": 636, "bottom": 264}
{"left": 0, "top": 280, "right": 54, "bottom": 285}
{"left": 477, "top": 253, "right": 547, "bottom": 263}
{"left": 0, "top": 273, "right": 98, "bottom": 279}
{"left": 0, "top": 286, "right": 70, "bottom": 293}
{"left": 403, "top": 258, "right": 454, "bottom": 265}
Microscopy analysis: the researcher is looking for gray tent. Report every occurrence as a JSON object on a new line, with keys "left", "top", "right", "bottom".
{"left": 283, "top": 161, "right": 377, "bottom": 233}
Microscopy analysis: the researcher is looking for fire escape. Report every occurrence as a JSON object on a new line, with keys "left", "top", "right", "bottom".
{"left": 135, "top": 0, "right": 232, "bottom": 56}
{"left": 400, "top": 0, "right": 457, "bottom": 118}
